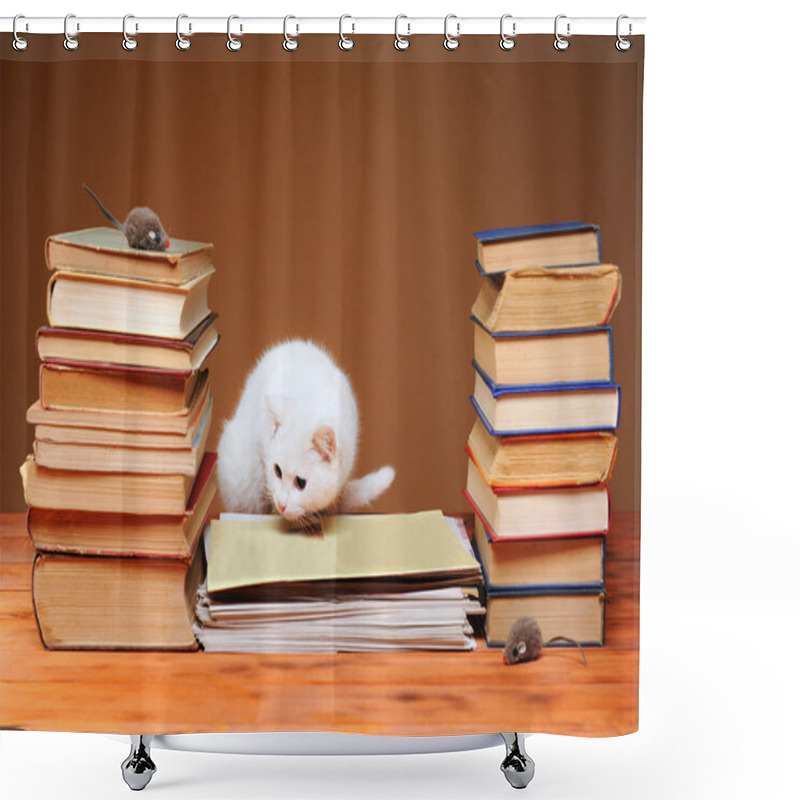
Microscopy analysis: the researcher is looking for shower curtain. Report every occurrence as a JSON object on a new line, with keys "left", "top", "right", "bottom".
{"left": 0, "top": 26, "right": 643, "bottom": 742}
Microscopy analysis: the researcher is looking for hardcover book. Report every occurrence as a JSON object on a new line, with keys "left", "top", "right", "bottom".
{"left": 471, "top": 365, "right": 621, "bottom": 436}
{"left": 45, "top": 227, "right": 214, "bottom": 285}
{"left": 472, "top": 517, "right": 605, "bottom": 591}
{"left": 26, "top": 371, "right": 211, "bottom": 436}
{"left": 20, "top": 453, "right": 207, "bottom": 516}
{"left": 474, "top": 221, "right": 600, "bottom": 275}
{"left": 32, "top": 400, "right": 211, "bottom": 476}
{"left": 32, "top": 544, "right": 204, "bottom": 650}
{"left": 36, "top": 312, "right": 219, "bottom": 372}
{"left": 31, "top": 393, "right": 212, "bottom": 451}
{"left": 466, "top": 418, "right": 618, "bottom": 488}
{"left": 471, "top": 263, "right": 621, "bottom": 333}
{"left": 26, "top": 454, "right": 218, "bottom": 558}
{"left": 39, "top": 363, "right": 206, "bottom": 416}
{"left": 464, "top": 457, "right": 611, "bottom": 541}
{"left": 46, "top": 268, "right": 214, "bottom": 340}
{"left": 472, "top": 319, "right": 613, "bottom": 387}
{"left": 480, "top": 585, "right": 606, "bottom": 648}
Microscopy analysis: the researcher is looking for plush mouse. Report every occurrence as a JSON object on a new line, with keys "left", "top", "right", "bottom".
{"left": 82, "top": 184, "right": 170, "bottom": 251}
{"left": 503, "top": 616, "right": 588, "bottom": 666}
{"left": 503, "top": 616, "right": 543, "bottom": 665}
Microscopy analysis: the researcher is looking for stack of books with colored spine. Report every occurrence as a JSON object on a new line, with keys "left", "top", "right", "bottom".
{"left": 19, "top": 226, "right": 220, "bottom": 651}
{"left": 465, "top": 222, "right": 622, "bottom": 649}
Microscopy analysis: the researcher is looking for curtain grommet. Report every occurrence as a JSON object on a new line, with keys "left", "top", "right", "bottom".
{"left": 444, "top": 14, "right": 460, "bottom": 51}
{"left": 12, "top": 15, "right": 29, "bottom": 51}
{"left": 616, "top": 15, "right": 632, "bottom": 51}
{"left": 176, "top": 14, "right": 191, "bottom": 50}
{"left": 499, "top": 14, "right": 516, "bottom": 51}
{"left": 122, "top": 14, "right": 138, "bottom": 51}
{"left": 227, "top": 15, "right": 243, "bottom": 52}
{"left": 554, "top": 14, "right": 570, "bottom": 51}
{"left": 394, "top": 15, "right": 410, "bottom": 51}
{"left": 283, "top": 15, "right": 299, "bottom": 51}
{"left": 63, "top": 13, "right": 79, "bottom": 51}
{"left": 339, "top": 14, "right": 355, "bottom": 51}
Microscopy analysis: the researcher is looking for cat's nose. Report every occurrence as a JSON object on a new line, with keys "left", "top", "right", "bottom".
{"left": 277, "top": 501, "right": 287, "bottom": 514}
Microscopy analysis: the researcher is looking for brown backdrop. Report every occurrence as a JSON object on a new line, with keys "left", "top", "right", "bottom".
{"left": 0, "top": 34, "right": 642, "bottom": 515}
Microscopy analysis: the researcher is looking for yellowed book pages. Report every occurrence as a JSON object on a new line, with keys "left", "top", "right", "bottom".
{"left": 208, "top": 511, "right": 481, "bottom": 596}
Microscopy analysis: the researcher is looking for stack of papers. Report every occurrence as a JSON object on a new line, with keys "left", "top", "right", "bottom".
{"left": 194, "top": 512, "right": 484, "bottom": 653}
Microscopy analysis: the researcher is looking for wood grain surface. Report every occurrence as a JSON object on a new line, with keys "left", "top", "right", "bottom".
{"left": 0, "top": 512, "right": 639, "bottom": 737}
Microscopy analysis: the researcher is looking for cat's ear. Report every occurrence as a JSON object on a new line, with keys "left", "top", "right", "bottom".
{"left": 312, "top": 426, "right": 337, "bottom": 462}
{"left": 266, "top": 404, "right": 281, "bottom": 439}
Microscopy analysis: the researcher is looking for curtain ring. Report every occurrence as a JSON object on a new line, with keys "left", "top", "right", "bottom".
{"left": 63, "top": 13, "right": 79, "bottom": 51}
{"left": 443, "top": 14, "right": 460, "bottom": 51}
{"left": 176, "top": 14, "right": 191, "bottom": 50}
{"left": 554, "top": 14, "right": 570, "bottom": 51}
{"left": 339, "top": 14, "right": 354, "bottom": 51}
{"left": 499, "top": 14, "right": 515, "bottom": 51}
{"left": 616, "top": 15, "right": 632, "bottom": 51}
{"left": 12, "top": 15, "right": 29, "bottom": 51}
{"left": 283, "top": 15, "right": 299, "bottom": 51}
{"left": 227, "top": 15, "right": 243, "bottom": 51}
{"left": 122, "top": 14, "right": 138, "bottom": 51}
{"left": 394, "top": 15, "right": 410, "bottom": 51}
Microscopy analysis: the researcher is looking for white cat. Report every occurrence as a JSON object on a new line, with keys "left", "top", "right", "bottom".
{"left": 217, "top": 339, "right": 395, "bottom": 526}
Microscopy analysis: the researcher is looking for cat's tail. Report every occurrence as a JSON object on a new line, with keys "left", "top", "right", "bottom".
{"left": 340, "top": 466, "right": 396, "bottom": 512}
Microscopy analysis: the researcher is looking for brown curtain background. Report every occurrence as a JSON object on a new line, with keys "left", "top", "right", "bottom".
{"left": 0, "top": 35, "right": 642, "bottom": 516}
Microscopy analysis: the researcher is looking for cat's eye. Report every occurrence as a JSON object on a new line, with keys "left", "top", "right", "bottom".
{"left": 149, "top": 230, "right": 157, "bottom": 240}
{"left": 295, "top": 476, "right": 306, "bottom": 490}
{"left": 274, "top": 464, "right": 282, "bottom": 479}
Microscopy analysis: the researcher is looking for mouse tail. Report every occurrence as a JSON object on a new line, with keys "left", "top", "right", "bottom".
{"left": 339, "top": 466, "right": 395, "bottom": 512}
{"left": 82, "top": 184, "right": 124, "bottom": 231}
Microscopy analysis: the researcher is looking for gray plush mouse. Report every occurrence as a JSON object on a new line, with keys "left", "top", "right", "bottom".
{"left": 82, "top": 184, "right": 170, "bottom": 251}
{"left": 503, "top": 616, "right": 587, "bottom": 666}
{"left": 503, "top": 616, "right": 543, "bottom": 665}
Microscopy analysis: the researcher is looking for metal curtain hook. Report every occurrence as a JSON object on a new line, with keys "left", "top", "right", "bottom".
{"left": 444, "top": 14, "right": 460, "bottom": 51}
{"left": 64, "top": 13, "right": 79, "bottom": 50}
{"left": 176, "top": 14, "right": 191, "bottom": 50}
{"left": 283, "top": 15, "right": 299, "bottom": 51}
{"left": 394, "top": 15, "right": 410, "bottom": 50}
{"left": 554, "top": 14, "right": 570, "bottom": 51}
{"left": 499, "top": 14, "right": 515, "bottom": 51}
{"left": 227, "top": 15, "right": 242, "bottom": 51}
{"left": 339, "top": 14, "right": 354, "bottom": 50}
{"left": 616, "top": 14, "right": 632, "bottom": 51}
{"left": 12, "top": 14, "right": 29, "bottom": 51}
{"left": 122, "top": 14, "right": 138, "bottom": 51}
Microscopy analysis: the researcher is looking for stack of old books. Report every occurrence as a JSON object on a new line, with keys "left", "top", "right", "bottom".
{"left": 194, "top": 511, "right": 483, "bottom": 653}
{"left": 465, "top": 222, "right": 622, "bottom": 649}
{"left": 20, "top": 226, "right": 220, "bottom": 651}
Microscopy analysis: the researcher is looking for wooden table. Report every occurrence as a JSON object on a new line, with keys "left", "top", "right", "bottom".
{"left": 0, "top": 512, "right": 639, "bottom": 738}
